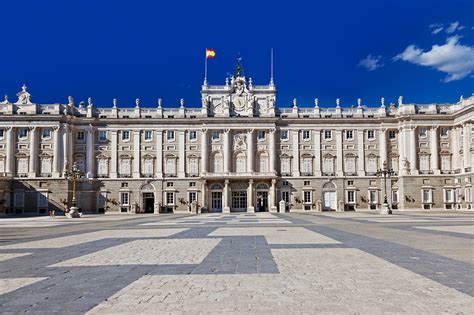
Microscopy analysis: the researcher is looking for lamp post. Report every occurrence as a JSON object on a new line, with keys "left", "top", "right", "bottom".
{"left": 64, "top": 161, "right": 84, "bottom": 218}
{"left": 376, "top": 160, "right": 394, "bottom": 214}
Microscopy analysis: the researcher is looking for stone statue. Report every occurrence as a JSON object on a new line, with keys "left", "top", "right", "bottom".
{"left": 293, "top": 98, "right": 297, "bottom": 108}
{"left": 87, "top": 97, "right": 93, "bottom": 107}
{"left": 113, "top": 98, "right": 117, "bottom": 108}
{"left": 357, "top": 98, "right": 362, "bottom": 108}
{"left": 16, "top": 84, "right": 32, "bottom": 104}
{"left": 314, "top": 98, "right": 319, "bottom": 108}
{"left": 381, "top": 97, "right": 385, "bottom": 107}
{"left": 0, "top": 95, "right": 8, "bottom": 104}
{"left": 233, "top": 134, "right": 247, "bottom": 151}
{"left": 336, "top": 98, "right": 340, "bottom": 108}
{"left": 68, "top": 96, "right": 74, "bottom": 106}
{"left": 180, "top": 98, "right": 184, "bottom": 108}
{"left": 157, "top": 98, "right": 162, "bottom": 108}
{"left": 135, "top": 98, "right": 140, "bottom": 108}
{"left": 398, "top": 96, "right": 403, "bottom": 106}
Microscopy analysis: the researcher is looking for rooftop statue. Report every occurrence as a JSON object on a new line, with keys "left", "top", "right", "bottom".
{"left": 15, "top": 84, "right": 32, "bottom": 105}
{"left": 0, "top": 94, "right": 9, "bottom": 104}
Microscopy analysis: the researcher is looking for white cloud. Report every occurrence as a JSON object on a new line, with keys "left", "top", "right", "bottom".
{"left": 393, "top": 35, "right": 474, "bottom": 82}
{"left": 358, "top": 54, "right": 384, "bottom": 71}
{"left": 432, "top": 27, "right": 444, "bottom": 34}
{"left": 446, "top": 21, "right": 465, "bottom": 34}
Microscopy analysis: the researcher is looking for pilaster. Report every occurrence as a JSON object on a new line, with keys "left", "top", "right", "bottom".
{"left": 28, "top": 127, "right": 37, "bottom": 177}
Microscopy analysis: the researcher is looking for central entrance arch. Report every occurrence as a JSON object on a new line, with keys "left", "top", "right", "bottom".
{"left": 140, "top": 183, "right": 155, "bottom": 213}
{"left": 322, "top": 181, "right": 337, "bottom": 211}
{"left": 209, "top": 183, "right": 223, "bottom": 213}
{"left": 255, "top": 183, "right": 269, "bottom": 212}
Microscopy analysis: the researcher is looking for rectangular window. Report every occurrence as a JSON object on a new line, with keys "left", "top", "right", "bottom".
{"left": 324, "top": 130, "right": 332, "bottom": 140}
{"left": 0, "top": 129, "right": 4, "bottom": 139}
{"left": 367, "top": 130, "right": 375, "bottom": 140}
{"left": 18, "top": 128, "right": 28, "bottom": 139}
{"left": 282, "top": 180, "right": 289, "bottom": 186}
{"left": 465, "top": 187, "right": 472, "bottom": 203}
{"left": 347, "top": 180, "right": 354, "bottom": 186}
{"left": 188, "top": 192, "right": 197, "bottom": 203}
{"left": 77, "top": 131, "right": 85, "bottom": 141}
{"left": 440, "top": 128, "right": 448, "bottom": 137}
{"left": 37, "top": 192, "right": 48, "bottom": 207}
{"left": 445, "top": 189, "right": 453, "bottom": 202}
{"left": 166, "top": 130, "right": 175, "bottom": 141}
{"left": 257, "top": 130, "right": 266, "bottom": 140}
{"left": 280, "top": 130, "right": 289, "bottom": 140}
{"left": 422, "top": 189, "right": 432, "bottom": 203}
{"left": 120, "top": 192, "right": 129, "bottom": 206}
{"left": 302, "top": 130, "right": 310, "bottom": 140}
{"left": 388, "top": 130, "right": 396, "bottom": 139}
{"left": 281, "top": 191, "right": 290, "bottom": 203}
{"left": 346, "top": 130, "right": 353, "bottom": 140}
{"left": 211, "top": 131, "right": 220, "bottom": 141}
{"left": 419, "top": 128, "right": 427, "bottom": 137}
{"left": 122, "top": 130, "right": 130, "bottom": 141}
{"left": 189, "top": 130, "right": 197, "bottom": 141}
{"left": 167, "top": 182, "right": 174, "bottom": 187}
{"left": 392, "top": 191, "right": 398, "bottom": 203}
{"left": 303, "top": 191, "right": 312, "bottom": 203}
{"left": 189, "top": 182, "right": 196, "bottom": 187}
{"left": 144, "top": 130, "right": 152, "bottom": 141}
{"left": 166, "top": 192, "right": 174, "bottom": 205}
{"left": 304, "top": 180, "right": 310, "bottom": 186}
{"left": 347, "top": 190, "right": 355, "bottom": 203}
{"left": 369, "top": 191, "right": 377, "bottom": 204}
{"left": 121, "top": 182, "right": 128, "bottom": 188}
{"left": 42, "top": 128, "right": 51, "bottom": 139}
{"left": 99, "top": 130, "right": 108, "bottom": 141}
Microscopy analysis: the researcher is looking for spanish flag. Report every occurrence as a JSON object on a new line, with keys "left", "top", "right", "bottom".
{"left": 206, "top": 48, "right": 216, "bottom": 58}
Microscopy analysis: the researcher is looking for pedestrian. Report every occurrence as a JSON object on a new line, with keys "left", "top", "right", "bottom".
{"left": 49, "top": 210, "right": 52, "bottom": 218}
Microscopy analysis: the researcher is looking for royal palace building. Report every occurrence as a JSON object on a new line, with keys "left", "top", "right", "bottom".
{"left": 0, "top": 64, "right": 473, "bottom": 215}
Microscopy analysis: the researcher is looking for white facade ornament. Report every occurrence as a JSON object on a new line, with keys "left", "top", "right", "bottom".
{"left": 381, "top": 97, "right": 385, "bottom": 107}
{"left": 180, "top": 98, "right": 184, "bottom": 108}
{"left": 357, "top": 98, "right": 362, "bottom": 108}
{"left": 0, "top": 95, "right": 9, "bottom": 104}
{"left": 398, "top": 96, "right": 403, "bottom": 106}
{"left": 314, "top": 98, "right": 319, "bottom": 108}
{"left": 157, "top": 98, "right": 162, "bottom": 108}
{"left": 87, "top": 97, "right": 93, "bottom": 108}
{"left": 225, "top": 77, "right": 229, "bottom": 86}
{"left": 135, "top": 98, "right": 140, "bottom": 108}
{"left": 15, "top": 84, "right": 32, "bottom": 105}
{"left": 233, "top": 134, "right": 247, "bottom": 151}
{"left": 68, "top": 96, "right": 74, "bottom": 106}
{"left": 113, "top": 98, "right": 117, "bottom": 108}
{"left": 336, "top": 98, "right": 340, "bottom": 108}
{"left": 293, "top": 98, "right": 297, "bottom": 108}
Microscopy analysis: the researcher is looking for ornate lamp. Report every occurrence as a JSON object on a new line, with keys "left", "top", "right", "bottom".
{"left": 64, "top": 162, "right": 84, "bottom": 218}
{"left": 376, "top": 161, "right": 395, "bottom": 214}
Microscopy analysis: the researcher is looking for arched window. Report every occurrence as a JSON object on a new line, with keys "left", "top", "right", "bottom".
{"left": 419, "top": 154, "right": 430, "bottom": 172}
{"left": 143, "top": 158, "right": 154, "bottom": 176}
{"left": 17, "top": 157, "right": 28, "bottom": 176}
{"left": 366, "top": 155, "right": 377, "bottom": 174}
{"left": 40, "top": 156, "right": 52, "bottom": 176}
{"left": 0, "top": 156, "right": 5, "bottom": 174}
{"left": 441, "top": 154, "right": 451, "bottom": 172}
{"left": 165, "top": 157, "right": 177, "bottom": 176}
{"left": 119, "top": 156, "right": 131, "bottom": 177}
{"left": 301, "top": 155, "right": 313, "bottom": 175}
{"left": 235, "top": 152, "right": 246, "bottom": 173}
{"left": 322, "top": 154, "right": 334, "bottom": 175}
{"left": 76, "top": 157, "right": 86, "bottom": 173}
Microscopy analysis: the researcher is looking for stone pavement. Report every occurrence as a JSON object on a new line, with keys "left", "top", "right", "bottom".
{"left": 0, "top": 211, "right": 472, "bottom": 314}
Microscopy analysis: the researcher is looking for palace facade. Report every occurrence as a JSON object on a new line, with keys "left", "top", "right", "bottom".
{"left": 0, "top": 65, "right": 473, "bottom": 214}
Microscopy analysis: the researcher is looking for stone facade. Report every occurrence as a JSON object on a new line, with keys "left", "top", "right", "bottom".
{"left": 0, "top": 68, "right": 473, "bottom": 215}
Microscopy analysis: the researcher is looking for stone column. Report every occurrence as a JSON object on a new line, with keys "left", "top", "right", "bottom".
{"left": 247, "top": 179, "right": 255, "bottom": 212}
{"left": 133, "top": 130, "right": 140, "bottom": 178}
{"left": 52, "top": 126, "right": 61, "bottom": 177}
{"left": 201, "top": 181, "right": 207, "bottom": 212}
{"left": 452, "top": 126, "right": 460, "bottom": 171}
{"left": 292, "top": 130, "right": 300, "bottom": 176}
{"left": 336, "top": 130, "right": 343, "bottom": 176}
{"left": 201, "top": 129, "right": 208, "bottom": 174}
{"left": 86, "top": 127, "right": 95, "bottom": 179}
{"left": 463, "top": 123, "right": 471, "bottom": 172}
{"left": 269, "top": 178, "right": 277, "bottom": 212}
{"left": 409, "top": 127, "right": 418, "bottom": 174}
{"left": 269, "top": 129, "right": 276, "bottom": 174}
{"left": 178, "top": 130, "right": 186, "bottom": 177}
{"left": 223, "top": 129, "right": 231, "bottom": 174}
{"left": 29, "top": 127, "right": 37, "bottom": 177}
{"left": 156, "top": 130, "right": 163, "bottom": 178}
{"left": 62, "top": 125, "right": 70, "bottom": 173}
{"left": 247, "top": 129, "right": 254, "bottom": 173}
{"left": 357, "top": 130, "right": 365, "bottom": 176}
{"left": 398, "top": 127, "right": 406, "bottom": 174}
{"left": 223, "top": 179, "right": 230, "bottom": 213}
{"left": 379, "top": 128, "right": 387, "bottom": 168}
{"left": 430, "top": 126, "right": 439, "bottom": 174}
{"left": 314, "top": 129, "right": 321, "bottom": 176}
{"left": 5, "top": 127, "right": 14, "bottom": 176}
{"left": 110, "top": 130, "right": 118, "bottom": 178}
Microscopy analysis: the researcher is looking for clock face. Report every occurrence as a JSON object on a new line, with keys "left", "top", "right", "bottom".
{"left": 234, "top": 96, "right": 246, "bottom": 111}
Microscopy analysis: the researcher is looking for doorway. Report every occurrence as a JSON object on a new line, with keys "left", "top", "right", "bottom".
{"left": 231, "top": 190, "right": 247, "bottom": 212}
{"left": 323, "top": 191, "right": 337, "bottom": 210}
{"left": 142, "top": 192, "right": 155, "bottom": 213}
{"left": 211, "top": 191, "right": 222, "bottom": 212}
{"left": 256, "top": 191, "right": 268, "bottom": 212}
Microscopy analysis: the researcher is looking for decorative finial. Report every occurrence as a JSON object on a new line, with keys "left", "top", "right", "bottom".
{"left": 381, "top": 97, "right": 385, "bottom": 107}
{"left": 180, "top": 98, "right": 184, "bottom": 108}
{"left": 87, "top": 97, "right": 93, "bottom": 107}
{"left": 234, "top": 56, "right": 244, "bottom": 77}
{"left": 1, "top": 94, "right": 9, "bottom": 104}
{"left": 314, "top": 98, "right": 319, "bottom": 108}
{"left": 15, "top": 84, "right": 32, "bottom": 104}
{"left": 460, "top": 95, "right": 464, "bottom": 102}
{"left": 225, "top": 77, "right": 229, "bottom": 86}
{"left": 357, "top": 98, "right": 362, "bottom": 108}
{"left": 135, "top": 98, "right": 140, "bottom": 108}
{"left": 113, "top": 98, "right": 117, "bottom": 108}
{"left": 249, "top": 77, "right": 253, "bottom": 87}
{"left": 336, "top": 98, "right": 340, "bottom": 108}
{"left": 398, "top": 96, "right": 403, "bottom": 106}
{"left": 79, "top": 101, "right": 85, "bottom": 109}
{"left": 157, "top": 98, "right": 162, "bottom": 108}
{"left": 21, "top": 84, "right": 27, "bottom": 92}
{"left": 293, "top": 98, "right": 297, "bottom": 108}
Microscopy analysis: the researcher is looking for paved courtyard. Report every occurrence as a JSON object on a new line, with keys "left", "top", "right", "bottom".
{"left": 0, "top": 211, "right": 472, "bottom": 314}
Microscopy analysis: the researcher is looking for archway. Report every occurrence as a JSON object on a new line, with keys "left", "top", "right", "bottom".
{"left": 209, "top": 183, "right": 223, "bottom": 213}
{"left": 140, "top": 183, "right": 155, "bottom": 213}
{"left": 255, "top": 183, "right": 269, "bottom": 212}
{"left": 322, "top": 181, "right": 337, "bottom": 211}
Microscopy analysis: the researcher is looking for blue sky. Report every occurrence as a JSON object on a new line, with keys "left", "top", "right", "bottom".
{"left": 0, "top": 0, "right": 473, "bottom": 108}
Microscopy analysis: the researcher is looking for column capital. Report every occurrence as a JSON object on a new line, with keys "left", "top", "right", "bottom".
{"left": 202, "top": 128, "right": 208, "bottom": 134}
{"left": 249, "top": 178, "right": 254, "bottom": 184}
{"left": 224, "top": 179, "right": 230, "bottom": 185}
{"left": 28, "top": 126, "right": 37, "bottom": 131}
{"left": 52, "top": 126, "right": 60, "bottom": 131}
{"left": 224, "top": 128, "right": 231, "bottom": 133}
{"left": 431, "top": 125, "right": 439, "bottom": 130}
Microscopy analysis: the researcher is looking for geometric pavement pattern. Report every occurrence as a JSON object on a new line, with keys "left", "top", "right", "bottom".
{"left": 0, "top": 212, "right": 472, "bottom": 313}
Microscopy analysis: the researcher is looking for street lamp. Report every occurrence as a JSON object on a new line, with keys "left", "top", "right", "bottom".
{"left": 376, "top": 160, "right": 395, "bottom": 215}
{"left": 64, "top": 162, "right": 84, "bottom": 218}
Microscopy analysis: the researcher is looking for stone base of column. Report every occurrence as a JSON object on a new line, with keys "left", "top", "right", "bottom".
{"left": 223, "top": 207, "right": 230, "bottom": 213}
{"left": 269, "top": 206, "right": 277, "bottom": 213}
{"left": 337, "top": 171, "right": 344, "bottom": 177}
{"left": 412, "top": 170, "right": 419, "bottom": 175}
{"left": 133, "top": 172, "right": 140, "bottom": 179}
{"left": 379, "top": 203, "right": 392, "bottom": 215}
{"left": 52, "top": 172, "right": 61, "bottom": 178}
{"left": 154, "top": 202, "right": 160, "bottom": 214}
{"left": 314, "top": 171, "right": 322, "bottom": 177}
{"left": 109, "top": 173, "right": 117, "bottom": 179}
{"left": 247, "top": 206, "right": 255, "bottom": 213}
{"left": 28, "top": 172, "right": 36, "bottom": 178}
{"left": 433, "top": 169, "right": 441, "bottom": 175}
{"left": 357, "top": 171, "right": 365, "bottom": 176}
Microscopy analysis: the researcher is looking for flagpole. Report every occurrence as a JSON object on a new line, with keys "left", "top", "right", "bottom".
{"left": 204, "top": 49, "right": 208, "bottom": 85}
